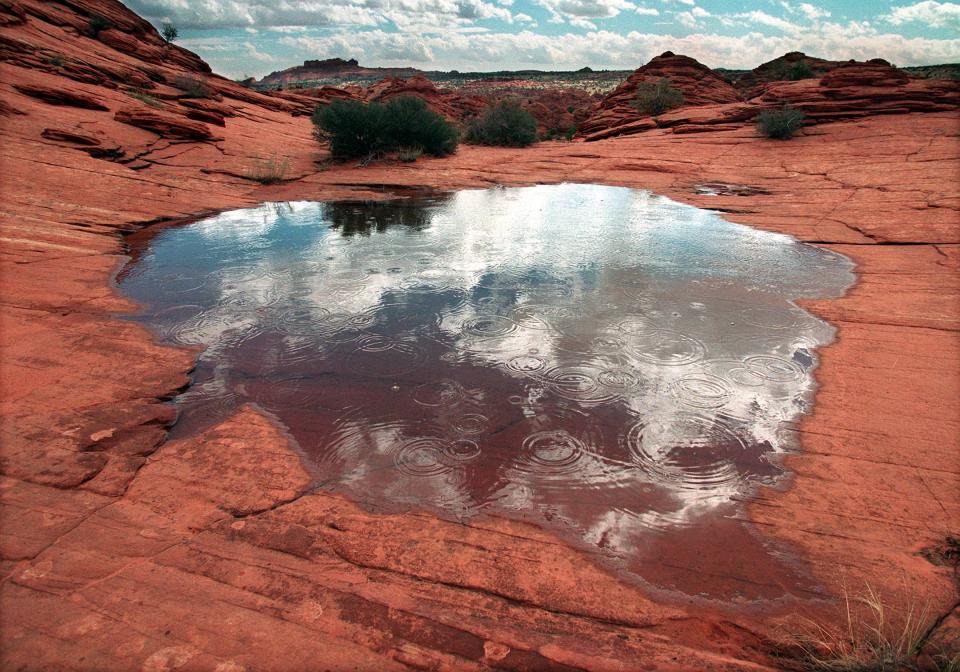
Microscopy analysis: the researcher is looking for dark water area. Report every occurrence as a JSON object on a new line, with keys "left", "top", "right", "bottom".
{"left": 119, "top": 184, "right": 855, "bottom": 602}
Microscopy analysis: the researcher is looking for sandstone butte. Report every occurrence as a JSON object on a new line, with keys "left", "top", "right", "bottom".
{"left": 0, "top": 0, "right": 958, "bottom": 670}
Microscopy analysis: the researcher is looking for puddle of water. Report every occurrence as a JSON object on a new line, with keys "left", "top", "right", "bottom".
{"left": 120, "top": 184, "right": 855, "bottom": 602}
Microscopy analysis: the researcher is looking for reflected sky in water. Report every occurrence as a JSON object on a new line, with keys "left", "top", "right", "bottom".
{"left": 120, "top": 184, "right": 855, "bottom": 600}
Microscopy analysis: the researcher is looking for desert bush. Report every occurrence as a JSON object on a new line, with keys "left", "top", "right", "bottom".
{"left": 634, "top": 77, "right": 684, "bottom": 116}
{"left": 312, "top": 96, "right": 457, "bottom": 160}
{"left": 248, "top": 154, "right": 290, "bottom": 184}
{"left": 88, "top": 13, "right": 112, "bottom": 36}
{"left": 463, "top": 101, "right": 538, "bottom": 147}
{"left": 786, "top": 61, "right": 814, "bottom": 80}
{"left": 175, "top": 74, "right": 212, "bottom": 99}
{"left": 161, "top": 22, "right": 178, "bottom": 43}
{"left": 757, "top": 106, "right": 805, "bottom": 139}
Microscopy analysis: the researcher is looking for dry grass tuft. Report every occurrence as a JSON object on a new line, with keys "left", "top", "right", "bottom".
{"left": 779, "top": 582, "right": 956, "bottom": 672}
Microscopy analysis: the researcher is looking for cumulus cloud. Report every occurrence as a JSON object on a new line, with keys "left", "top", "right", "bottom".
{"left": 734, "top": 10, "right": 802, "bottom": 33}
{"left": 124, "top": 0, "right": 521, "bottom": 30}
{"left": 883, "top": 1, "right": 960, "bottom": 29}
{"left": 274, "top": 25, "right": 960, "bottom": 72}
{"left": 635, "top": 7, "right": 659, "bottom": 15}
{"left": 533, "top": 0, "right": 636, "bottom": 28}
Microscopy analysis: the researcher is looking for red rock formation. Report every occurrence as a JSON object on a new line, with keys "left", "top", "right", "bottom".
{"left": 580, "top": 54, "right": 960, "bottom": 141}
{"left": 730, "top": 51, "right": 840, "bottom": 97}
{"left": 754, "top": 59, "right": 960, "bottom": 122}
{"left": 364, "top": 75, "right": 486, "bottom": 120}
{"left": 577, "top": 51, "right": 742, "bottom": 140}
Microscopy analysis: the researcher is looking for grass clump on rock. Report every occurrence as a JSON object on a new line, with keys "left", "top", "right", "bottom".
{"left": 248, "top": 154, "right": 290, "bottom": 184}
{"left": 634, "top": 77, "right": 684, "bottom": 116}
{"left": 757, "top": 106, "right": 805, "bottom": 139}
{"left": 312, "top": 96, "right": 458, "bottom": 161}
{"left": 174, "top": 74, "right": 213, "bottom": 99}
{"left": 463, "top": 101, "right": 538, "bottom": 147}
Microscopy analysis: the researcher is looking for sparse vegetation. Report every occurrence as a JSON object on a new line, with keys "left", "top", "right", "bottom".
{"left": 541, "top": 126, "right": 577, "bottom": 141}
{"left": 397, "top": 146, "right": 423, "bottom": 162}
{"left": 777, "top": 583, "right": 957, "bottom": 672}
{"left": 127, "top": 88, "right": 163, "bottom": 108}
{"left": 463, "top": 100, "right": 538, "bottom": 147}
{"left": 312, "top": 96, "right": 458, "bottom": 161}
{"left": 88, "top": 13, "right": 112, "bottom": 36}
{"left": 247, "top": 154, "right": 290, "bottom": 184}
{"left": 786, "top": 61, "right": 815, "bottom": 80}
{"left": 757, "top": 106, "right": 806, "bottom": 139}
{"left": 174, "top": 74, "right": 213, "bottom": 99}
{"left": 44, "top": 53, "right": 65, "bottom": 67}
{"left": 634, "top": 77, "right": 684, "bottom": 116}
{"left": 161, "top": 22, "right": 178, "bottom": 43}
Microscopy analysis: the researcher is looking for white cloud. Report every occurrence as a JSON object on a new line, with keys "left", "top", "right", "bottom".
{"left": 734, "top": 10, "right": 802, "bottom": 33}
{"left": 675, "top": 11, "right": 698, "bottom": 28}
{"left": 636, "top": 7, "right": 659, "bottom": 15}
{"left": 125, "top": 0, "right": 523, "bottom": 31}
{"left": 798, "top": 3, "right": 830, "bottom": 21}
{"left": 883, "top": 1, "right": 960, "bottom": 29}
{"left": 275, "top": 26, "right": 960, "bottom": 73}
{"left": 692, "top": 6, "right": 709, "bottom": 17}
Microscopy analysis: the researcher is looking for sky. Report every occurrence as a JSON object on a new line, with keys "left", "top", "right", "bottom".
{"left": 121, "top": 0, "right": 960, "bottom": 78}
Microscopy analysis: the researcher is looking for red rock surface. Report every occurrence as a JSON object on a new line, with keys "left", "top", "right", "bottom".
{"left": 579, "top": 53, "right": 960, "bottom": 141}
{"left": 578, "top": 51, "right": 742, "bottom": 140}
{"left": 1, "top": 1, "right": 958, "bottom": 669}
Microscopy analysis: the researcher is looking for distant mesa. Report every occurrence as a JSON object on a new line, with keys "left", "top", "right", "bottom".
{"left": 259, "top": 58, "right": 423, "bottom": 86}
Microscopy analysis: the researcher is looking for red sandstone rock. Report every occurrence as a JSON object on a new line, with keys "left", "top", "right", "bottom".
{"left": 114, "top": 107, "right": 216, "bottom": 140}
{"left": 578, "top": 51, "right": 742, "bottom": 140}
{"left": 41, "top": 125, "right": 123, "bottom": 158}
{"left": 365, "top": 75, "right": 486, "bottom": 120}
{"left": 12, "top": 82, "right": 108, "bottom": 109}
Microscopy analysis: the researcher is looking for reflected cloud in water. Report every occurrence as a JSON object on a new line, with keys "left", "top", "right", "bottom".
{"left": 120, "top": 184, "right": 854, "bottom": 598}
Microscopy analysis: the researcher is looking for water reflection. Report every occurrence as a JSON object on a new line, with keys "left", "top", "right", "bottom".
{"left": 120, "top": 184, "right": 855, "bottom": 599}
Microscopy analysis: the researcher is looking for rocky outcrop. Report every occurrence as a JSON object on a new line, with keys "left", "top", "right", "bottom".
{"left": 755, "top": 59, "right": 960, "bottom": 122}
{"left": 577, "top": 51, "right": 742, "bottom": 140}
{"left": 579, "top": 54, "right": 960, "bottom": 141}
{"left": 364, "top": 75, "right": 486, "bottom": 120}
{"left": 12, "top": 82, "right": 108, "bottom": 109}
{"left": 728, "top": 51, "right": 840, "bottom": 97}
{"left": 260, "top": 57, "right": 421, "bottom": 87}
{"left": 114, "top": 107, "right": 217, "bottom": 140}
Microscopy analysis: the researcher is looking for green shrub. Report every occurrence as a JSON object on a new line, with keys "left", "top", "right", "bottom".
{"left": 175, "top": 74, "right": 212, "bottom": 99}
{"left": 248, "top": 154, "right": 290, "bottom": 184}
{"left": 757, "top": 106, "right": 805, "bottom": 139}
{"left": 161, "top": 23, "right": 178, "bottom": 43}
{"left": 88, "top": 13, "right": 112, "bottom": 36}
{"left": 463, "top": 101, "right": 538, "bottom": 147}
{"left": 786, "top": 61, "right": 814, "bottom": 80}
{"left": 312, "top": 96, "right": 457, "bottom": 161}
{"left": 634, "top": 77, "right": 684, "bottom": 116}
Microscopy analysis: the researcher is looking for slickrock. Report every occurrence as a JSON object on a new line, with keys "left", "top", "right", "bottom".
{"left": 579, "top": 53, "right": 960, "bottom": 141}
{"left": 578, "top": 51, "right": 741, "bottom": 140}
{"left": 0, "top": 0, "right": 958, "bottom": 669}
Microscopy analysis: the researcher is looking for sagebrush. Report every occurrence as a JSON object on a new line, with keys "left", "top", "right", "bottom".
{"left": 463, "top": 101, "right": 538, "bottom": 147}
{"left": 757, "top": 106, "right": 805, "bottom": 139}
{"left": 312, "top": 96, "right": 458, "bottom": 160}
{"left": 634, "top": 77, "right": 684, "bottom": 116}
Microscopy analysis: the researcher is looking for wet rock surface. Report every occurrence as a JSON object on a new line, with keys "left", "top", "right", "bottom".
{"left": 0, "top": 0, "right": 958, "bottom": 670}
